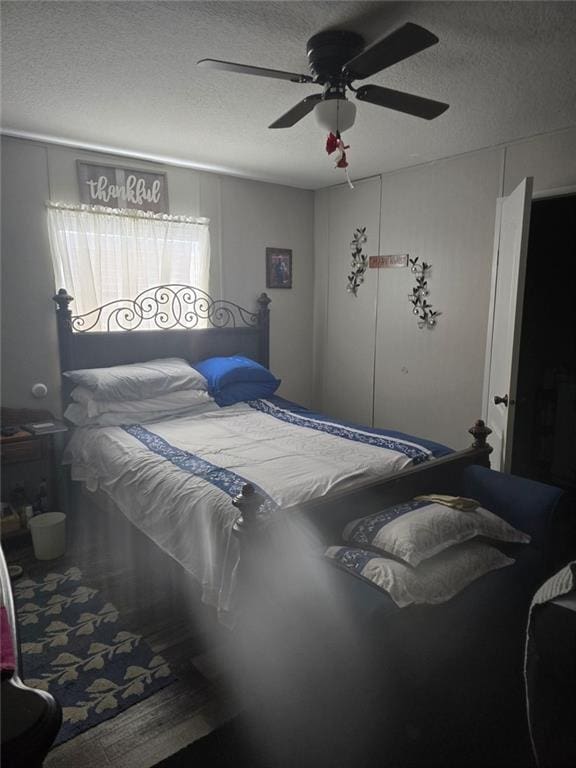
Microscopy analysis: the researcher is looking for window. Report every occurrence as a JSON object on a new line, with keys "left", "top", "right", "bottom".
{"left": 47, "top": 204, "right": 210, "bottom": 330}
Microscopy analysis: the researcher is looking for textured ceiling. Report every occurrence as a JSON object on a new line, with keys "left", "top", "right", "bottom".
{"left": 2, "top": 1, "right": 576, "bottom": 189}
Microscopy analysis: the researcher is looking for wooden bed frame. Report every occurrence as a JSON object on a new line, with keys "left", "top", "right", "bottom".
{"left": 53, "top": 284, "right": 493, "bottom": 556}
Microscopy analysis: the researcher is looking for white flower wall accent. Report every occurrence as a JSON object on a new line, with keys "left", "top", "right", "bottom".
{"left": 408, "top": 257, "right": 441, "bottom": 328}
{"left": 346, "top": 226, "right": 368, "bottom": 296}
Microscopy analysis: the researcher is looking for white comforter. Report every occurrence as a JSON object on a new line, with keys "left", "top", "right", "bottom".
{"left": 64, "top": 400, "right": 433, "bottom": 620}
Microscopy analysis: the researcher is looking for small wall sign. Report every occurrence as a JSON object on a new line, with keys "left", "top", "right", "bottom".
{"left": 369, "top": 254, "right": 409, "bottom": 269}
{"left": 77, "top": 161, "right": 168, "bottom": 213}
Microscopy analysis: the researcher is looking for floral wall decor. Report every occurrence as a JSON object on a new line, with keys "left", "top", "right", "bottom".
{"left": 408, "top": 256, "right": 441, "bottom": 328}
{"left": 346, "top": 226, "right": 368, "bottom": 296}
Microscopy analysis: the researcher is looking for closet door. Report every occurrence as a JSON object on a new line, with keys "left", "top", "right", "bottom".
{"left": 322, "top": 177, "right": 381, "bottom": 426}
{"left": 372, "top": 150, "right": 503, "bottom": 449}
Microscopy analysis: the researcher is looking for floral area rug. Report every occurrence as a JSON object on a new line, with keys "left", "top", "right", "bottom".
{"left": 13, "top": 566, "right": 174, "bottom": 745}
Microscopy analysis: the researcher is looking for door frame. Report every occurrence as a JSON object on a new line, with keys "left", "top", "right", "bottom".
{"left": 482, "top": 182, "right": 576, "bottom": 423}
{"left": 532, "top": 184, "right": 576, "bottom": 200}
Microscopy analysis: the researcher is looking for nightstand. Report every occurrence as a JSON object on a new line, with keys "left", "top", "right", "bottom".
{"left": 1, "top": 409, "right": 68, "bottom": 545}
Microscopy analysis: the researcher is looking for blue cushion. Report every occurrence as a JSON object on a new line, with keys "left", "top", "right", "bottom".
{"left": 194, "top": 355, "right": 278, "bottom": 394}
{"left": 214, "top": 379, "right": 280, "bottom": 406}
{"left": 460, "top": 465, "right": 564, "bottom": 551}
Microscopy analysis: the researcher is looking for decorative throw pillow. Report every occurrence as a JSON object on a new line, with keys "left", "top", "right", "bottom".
{"left": 193, "top": 355, "right": 280, "bottom": 395}
{"left": 64, "top": 358, "right": 207, "bottom": 401}
{"left": 342, "top": 498, "right": 530, "bottom": 567}
{"left": 325, "top": 542, "right": 515, "bottom": 607}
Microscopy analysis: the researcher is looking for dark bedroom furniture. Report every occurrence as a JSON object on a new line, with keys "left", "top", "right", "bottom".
{"left": 0, "top": 546, "right": 62, "bottom": 767}
{"left": 1, "top": 408, "right": 68, "bottom": 546}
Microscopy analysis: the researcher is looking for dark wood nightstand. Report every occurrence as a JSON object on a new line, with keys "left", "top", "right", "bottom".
{"left": 1, "top": 409, "right": 68, "bottom": 544}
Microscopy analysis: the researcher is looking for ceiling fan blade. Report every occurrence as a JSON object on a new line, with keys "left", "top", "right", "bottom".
{"left": 344, "top": 22, "right": 439, "bottom": 80}
{"left": 197, "top": 58, "right": 313, "bottom": 84}
{"left": 269, "top": 94, "right": 324, "bottom": 128}
{"left": 355, "top": 85, "right": 449, "bottom": 120}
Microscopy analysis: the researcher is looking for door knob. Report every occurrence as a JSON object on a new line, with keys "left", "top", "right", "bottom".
{"left": 494, "top": 394, "right": 509, "bottom": 407}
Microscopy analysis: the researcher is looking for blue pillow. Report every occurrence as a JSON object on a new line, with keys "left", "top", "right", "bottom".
{"left": 194, "top": 355, "right": 278, "bottom": 394}
{"left": 214, "top": 379, "right": 280, "bottom": 406}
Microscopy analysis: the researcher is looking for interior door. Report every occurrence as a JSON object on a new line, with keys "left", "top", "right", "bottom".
{"left": 483, "top": 177, "right": 533, "bottom": 471}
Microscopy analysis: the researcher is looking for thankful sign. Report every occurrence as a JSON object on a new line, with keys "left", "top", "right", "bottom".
{"left": 77, "top": 162, "right": 168, "bottom": 213}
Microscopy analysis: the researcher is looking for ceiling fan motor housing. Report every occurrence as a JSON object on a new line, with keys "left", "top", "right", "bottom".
{"left": 306, "top": 30, "right": 364, "bottom": 85}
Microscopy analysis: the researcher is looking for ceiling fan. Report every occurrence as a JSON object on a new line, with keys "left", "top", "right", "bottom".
{"left": 198, "top": 22, "right": 449, "bottom": 132}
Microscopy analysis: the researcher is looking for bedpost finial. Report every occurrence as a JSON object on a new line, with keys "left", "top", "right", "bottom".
{"left": 257, "top": 292, "right": 271, "bottom": 311}
{"left": 469, "top": 419, "right": 493, "bottom": 452}
{"left": 256, "top": 293, "right": 271, "bottom": 369}
{"left": 232, "top": 483, "right": 269, "bottom": 538}
{"left": 232, "top": 483, "right": 256, "bottom": 515}
{"left": 53, "top": 288, "right": 74, "bottom": 313}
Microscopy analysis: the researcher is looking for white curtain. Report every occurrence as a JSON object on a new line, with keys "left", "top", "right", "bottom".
{"left": 47, "top": 203, "right": 210, "bottom": 329}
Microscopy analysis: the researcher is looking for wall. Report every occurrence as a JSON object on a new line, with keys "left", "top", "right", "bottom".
{"left": 313, "top": 126, "right": 576, "bottom": 449}
{"left": 314, "top": 177, "right": 382, "bottom": 426}
{"left": 220, "top": 177, "right": 314, "bottom": 407}
{"left": 0, "top": 136, "right": 314, "bottom": 416}
{"left": 3, "top": 126, "right": 576, "bottom": 439}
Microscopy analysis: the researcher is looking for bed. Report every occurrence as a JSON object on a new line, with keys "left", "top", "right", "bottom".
{"left": 53, "top": 285, "right": 491, "bottom": 620}
{"left": 52, "top": 285, "right": 573, "bottom": 766}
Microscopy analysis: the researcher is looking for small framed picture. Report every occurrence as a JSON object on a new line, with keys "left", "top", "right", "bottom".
{"left": 266, "top": 248, "right": 292, "bottom": 289}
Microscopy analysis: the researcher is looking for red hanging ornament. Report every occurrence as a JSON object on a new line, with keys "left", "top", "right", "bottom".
{"left": 325, "top": 131, "right": 353, "bottom": 188}
{"left": 326, "top": 131, "right": 349, "bottom": 167}
{"left": 325, "top": 132, "right": 339, "bottom": 154}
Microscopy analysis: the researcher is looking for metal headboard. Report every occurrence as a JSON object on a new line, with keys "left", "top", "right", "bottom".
{"left": 53, "top": 284, "right": 271, "bottom": 375}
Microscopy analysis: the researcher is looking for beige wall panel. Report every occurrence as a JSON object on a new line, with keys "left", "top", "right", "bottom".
{"left": 322, "top": 177, "right": 382, "bottom": 426}
{"left": 374, "top": 149, "right": 503, "bottom": 449}
{"left": 504, "top": 127, "right": 576, "bottom": 195}
{"left": 220, "top": 176, "right": 314, "bottom": 407}
{"left": 1, "top": 139, "right": 60, "bottom": 415}
{"left": 312, "top": 189, "right": 330, "bottom": 409}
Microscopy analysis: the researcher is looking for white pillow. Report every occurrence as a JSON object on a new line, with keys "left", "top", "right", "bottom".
{"left": 64, "top": 358, "right": 207, "bottom": 401}
{"left": 65, "top": 389, "right": 215, "bottom": 426}
{"left": 73, "top": 388, "right": 212, "bottom": 417}
{"left": 325, "top": 542, "right": 515, "bottom": 607}
{"left": 343, "top": 499, "right": 530, "bottom": 567}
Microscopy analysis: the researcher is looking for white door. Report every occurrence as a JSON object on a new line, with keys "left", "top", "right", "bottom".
{"left": 483, "top": 177, "right": 533, "bottom": 471}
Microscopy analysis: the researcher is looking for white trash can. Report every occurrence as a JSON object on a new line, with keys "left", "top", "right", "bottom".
{"left": 29, "top": 512, "right": 66, "bottom": 560}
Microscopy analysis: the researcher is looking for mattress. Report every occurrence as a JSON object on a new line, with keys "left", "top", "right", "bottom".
{"left": 64, "top": 396, "right": 451, "bottom": 621}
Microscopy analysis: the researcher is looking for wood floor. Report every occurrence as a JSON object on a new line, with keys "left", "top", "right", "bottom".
{"left": 5, "top": 485, "right": 241, "bottom": 768}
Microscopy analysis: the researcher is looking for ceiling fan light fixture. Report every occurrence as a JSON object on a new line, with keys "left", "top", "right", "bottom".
{"left": 314, "top": 98, "right": 356, "bottom": 134}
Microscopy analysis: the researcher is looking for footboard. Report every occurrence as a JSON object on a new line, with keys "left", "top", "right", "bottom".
{"left": 233, "top": 419, "right": 492, "bottom": 550}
